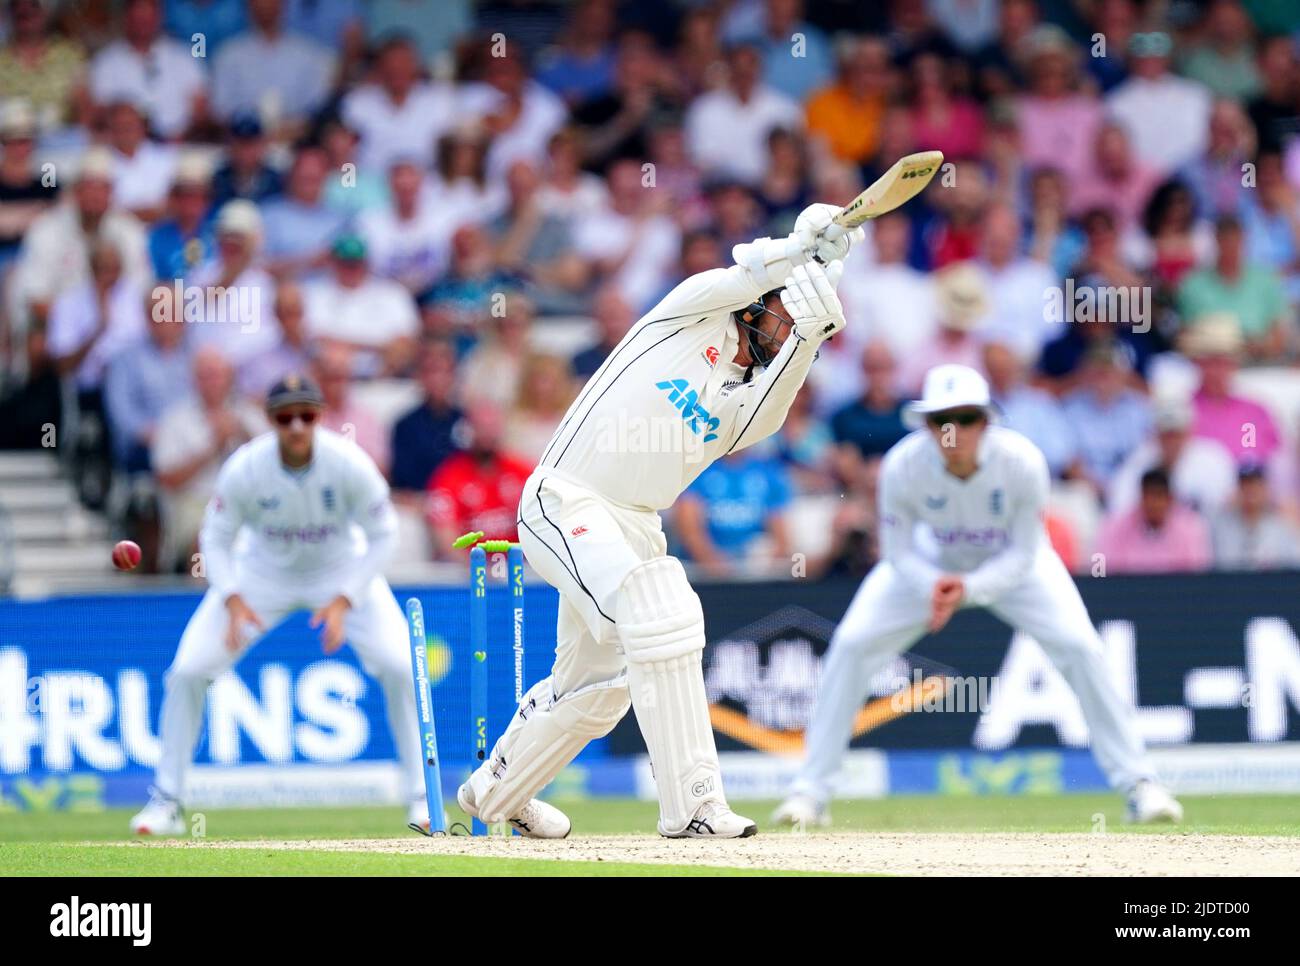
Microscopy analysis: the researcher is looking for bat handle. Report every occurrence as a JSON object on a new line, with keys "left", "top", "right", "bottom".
{"left": 822, "top": 222, "right": 847, "bottom": 243}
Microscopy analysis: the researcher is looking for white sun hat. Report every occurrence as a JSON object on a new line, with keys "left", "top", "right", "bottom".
{"left": 215, "top": 199, "right": 263, "bottom": 238}
{"left": 903, "top": 364, "right": 994, "bottom": 428}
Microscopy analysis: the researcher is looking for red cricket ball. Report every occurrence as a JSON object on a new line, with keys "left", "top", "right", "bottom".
{"left": 112, "top": 540, "right": 142, "bottom": 571}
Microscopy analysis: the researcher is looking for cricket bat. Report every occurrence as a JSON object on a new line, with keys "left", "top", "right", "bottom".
{"left": 824, "top": 150, "right": 944, "bottom": 239}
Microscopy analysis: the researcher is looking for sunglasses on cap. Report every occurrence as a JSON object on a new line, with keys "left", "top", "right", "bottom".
{"left": 273, "top": 410, "right": 319, "bottom": 427}
{"left": 926, "top": 409, "right": 986, "bottom": 428}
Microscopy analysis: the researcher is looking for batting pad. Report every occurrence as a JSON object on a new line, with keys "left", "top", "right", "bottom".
{"left": 469, "top": 675, "right": 629, "bottom": 824}
{"left": 616, "top": 557, "right": 725, "bottom": 833}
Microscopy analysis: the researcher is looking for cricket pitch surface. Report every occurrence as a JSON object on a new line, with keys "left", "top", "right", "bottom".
{"left": 138, "top": 831, "right": 1299, "bottom": 876}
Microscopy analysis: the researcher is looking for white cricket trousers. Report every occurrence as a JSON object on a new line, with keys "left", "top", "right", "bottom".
{"left": 517, "top": 472, "right": 667, "bottom": 696}
{"left": 793, "top": 550, "right": 1155, "bottom": 801}
{"left": 154, "top": 573, "right": 423, "bottom": 802}
{"left": 476, "top": 469, "right": 665, "bottom": 783}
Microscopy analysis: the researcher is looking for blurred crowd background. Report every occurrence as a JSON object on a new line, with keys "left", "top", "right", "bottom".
{"left": 4, "top": 0, "right": 1300, "bottom": 581}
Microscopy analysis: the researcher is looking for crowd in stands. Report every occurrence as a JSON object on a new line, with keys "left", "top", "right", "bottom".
{"left": 3, "top": 0, "right": 1300, "bottom": 579}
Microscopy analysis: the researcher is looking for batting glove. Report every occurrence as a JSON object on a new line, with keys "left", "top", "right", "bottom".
{"left": 781, "top": 261, "right": 846, "bottom": 343}
{"left": 794, "top": 203, "right": 866, "bottom": 265}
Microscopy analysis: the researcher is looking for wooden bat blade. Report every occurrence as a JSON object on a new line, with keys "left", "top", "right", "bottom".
{"left": 832, "top": 150, "right": 944, "bottom": 227}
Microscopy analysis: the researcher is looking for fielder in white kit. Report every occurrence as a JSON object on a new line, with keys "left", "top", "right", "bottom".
{"left": 130, "top": 375, "right": 427, "bottom": 835}
{"left": 457, "top": 204, "right": 865, "bottom": 838}
{"left": 774, "top": 365, "right": 1183, "bottom": 827}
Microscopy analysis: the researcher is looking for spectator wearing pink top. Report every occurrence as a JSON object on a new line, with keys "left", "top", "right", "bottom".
{"left": 1014, "top": 26, "right": 1102, "bottom": 186}
{"left": 1069, "top": 121, "right": 1162, "bottom": 230}
{"left": 1183, "top": 315, "right": 1282, "bottom": 467}
{"left": 908, "top": 52, "right": 983, "bottom": 161}
{"left": 1097, "top": 468, "right": 1212, "bottom": 573}
{"left": 311, "top": 342, "right": 389, "bottom": 475}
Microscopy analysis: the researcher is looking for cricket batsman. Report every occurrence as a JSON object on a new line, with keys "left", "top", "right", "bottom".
{"left": 773, "top": 364, "right": 1183, "bottom": 827}
{"left": 130, "top": 375, "right": 428, "bottom": 834}
{"left": 457, "top": 205, "right": 865, "bottom": 837}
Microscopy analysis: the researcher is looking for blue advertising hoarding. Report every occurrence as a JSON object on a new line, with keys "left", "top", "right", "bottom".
{"left": 0, "top": 583, "right": 572, "bottom": 810}
{"left": 4, "top": 571, "right": 1300, "bottom": 810}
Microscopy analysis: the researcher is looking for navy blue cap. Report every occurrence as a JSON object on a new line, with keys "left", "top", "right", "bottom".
{"left": 266, "top": 373, "right": 324, "bottom": 410}
{"left": 230, "top": 113, "right": 263, "bottom": 139}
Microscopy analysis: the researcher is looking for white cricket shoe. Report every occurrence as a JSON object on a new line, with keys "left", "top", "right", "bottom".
{"left": 771, "top": 793, "right": 831, "bottom": 829}
{"left": 130, "top": 788, "right": 185, "bottom": 836}
{"left": 660, "top": 801, "right": 757, "bottom": 838}
{"left": 456, "top": 782, "right": 572, "bottom": 839}
{"left": 508, "top": 799, "right": 572, "bottom": 838}
{"left": 1126, "top": 780, "right": 1183, "bottom": 824}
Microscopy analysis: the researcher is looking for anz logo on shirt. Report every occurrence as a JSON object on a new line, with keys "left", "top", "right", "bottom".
{"left": 655, "top": 378, "right": 720, "bottom": 443}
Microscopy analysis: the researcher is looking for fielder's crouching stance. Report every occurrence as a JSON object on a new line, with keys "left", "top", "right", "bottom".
{"left": 774, "top": 365, "right": 1183, "bottom": 828}
{"left": 458, "top": 205, "right": 864, "bottom": 838}
{"left": 130, "top": 376, "right": 427, "bottom": 835}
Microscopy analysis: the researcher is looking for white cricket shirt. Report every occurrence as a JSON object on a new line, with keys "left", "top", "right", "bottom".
{"left": 199, "top": 428, "right": 398, "bottom": 604}
{"left": 536, "top": 257, "right": 820, "bottom": 511}
{"left": 878, "top": 426, "right": 1051, "bottom": 606}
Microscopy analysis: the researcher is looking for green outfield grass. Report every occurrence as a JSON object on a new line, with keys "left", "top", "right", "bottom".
{"left": 2, "top": 794, "right": 1296, "bottom": 876}
{"left": 0, "top": 843, "right": 820, "bottom": 877}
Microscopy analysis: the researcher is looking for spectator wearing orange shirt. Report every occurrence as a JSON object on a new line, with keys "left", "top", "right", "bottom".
{"left": 1044, "top": 511, "right": 1080, "bottom": 572}
{"left": 805, "top": 37, "right": 890, "bottom": 165}
{"left": 425, "top": 404, "right": 532, "bottom": 558}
